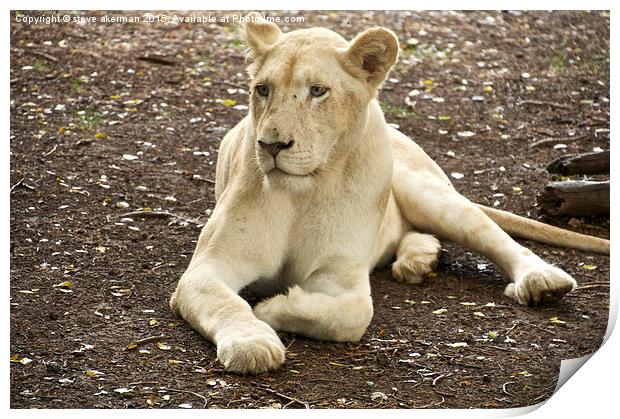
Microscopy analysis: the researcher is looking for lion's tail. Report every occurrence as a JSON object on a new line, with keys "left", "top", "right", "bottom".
{"left": 476, "top": 205, "right": 610, "bottom": 255}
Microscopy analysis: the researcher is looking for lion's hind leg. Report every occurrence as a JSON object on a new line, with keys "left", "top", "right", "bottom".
{"left": 391, "top": 232, "right": 441, "bottom": 284}
{"left": 391, "top": 165, "right": 576, "bottom": 306}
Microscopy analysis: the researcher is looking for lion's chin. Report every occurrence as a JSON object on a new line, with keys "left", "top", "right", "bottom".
{"left": 262, "top": 167, "right": 316, "bottom": 192}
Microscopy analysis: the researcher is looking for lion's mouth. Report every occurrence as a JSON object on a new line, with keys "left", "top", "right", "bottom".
{"left": 269, "top": 167, "right": 307, "bottom": 177}
{"left": 267, "top": 165, "right": 319, "bottom": 178}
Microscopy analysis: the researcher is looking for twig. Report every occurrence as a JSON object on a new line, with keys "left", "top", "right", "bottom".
{"left": 521, "top": 321, "right": 556, "bottom": 335}
{"left": 484, "top": 345, "right": 513, "bottom": 352}
{"left": 412, "top": 394, "right": 445, "bottom": 408}
{"left": 10, "top": 178, "right": 24, "bottom": 193}
{"left": 503, "top": 320, "right": 519, "bottom": 335}
{"left": 433, "top": 389, "right": 456, "bottom": 397}
{"left": 192, "top": 175, "right": 216, "bottom": 185}
{"left": 43, "top": 144, "right": 57, "bottom": 157}
{"left": 502, "top": 381, "right": 517, "bottom": 397}
{"left": 10, "top": 178, "right": 35, "bottom": 193}
{"left": 29, "top": 50, "right": 58, "bottom": 63}
{"left": 432, "top": 373, "right": 452, "bottom": 386}
{"left": 285, "top": 338, "right": 296, "bottom": 350}
{"left": 452, "top": 361, "right": 482, "bottom": 370}
{"left": 113, "top": 210, "right": 204, "bottom": 225}
{"left": 128, "top": 381, "right": 160, "bottom": 387}
{"left": 533, "top": 392, "right": 551, "bottom": 402}
{"left": 163, "top": 387, "right": 208, "bottom": 408}
{"left": 40, "top": 71, "right": 59, "bottom": 81}
{"left": 574, "top": 283, "right": 610, "bottom": 291}
{"left": 529, "top": 134, "right": 587, "bottom": 148}
{"left": 123, "top": 381, "right": 208, "bottom": 408}
{"left": 138, "top": 54, "right": 177, "bottom": 66}
{"left": 517, "top": 99, "right": 570, "bottom": 109}
{"left": 306, "top": 377, "right": 347, "bottom": 385}
{"left": 257, "top": 384, "right": 309, "bottom": 409}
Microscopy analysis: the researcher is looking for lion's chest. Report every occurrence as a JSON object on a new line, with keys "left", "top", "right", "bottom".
{"left": 274, "top": 197, "right": 381, "bottom": 285}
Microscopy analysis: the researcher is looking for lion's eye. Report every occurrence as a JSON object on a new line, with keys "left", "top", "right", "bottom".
{"left": 256, "top": 84, "right": 269, "bottom": 97}
{"left": 310, "top": 85, "right": 327, "bottom": 97}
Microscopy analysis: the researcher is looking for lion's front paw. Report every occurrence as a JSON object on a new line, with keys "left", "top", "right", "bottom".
{"left": 216, "top": 322, "right": 285, "bottom": 374}
{"left": 505, "top": 265, "right": 577, "bottom": 306}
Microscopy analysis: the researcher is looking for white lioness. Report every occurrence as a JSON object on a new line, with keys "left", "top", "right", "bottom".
{"left": 170, "top": 14, "right": 610, "bottom": 374}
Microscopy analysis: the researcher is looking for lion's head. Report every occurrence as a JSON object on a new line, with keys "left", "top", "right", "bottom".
{"left": 240, "top": 13, "right": 399, "bottom": 190}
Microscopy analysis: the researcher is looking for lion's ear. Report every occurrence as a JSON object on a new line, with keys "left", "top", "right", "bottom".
{"left": 345, "top": 27, "right": 399, "bottom": 88}
{"left": 241, "top": 12, "right": 282, "bottom": 63}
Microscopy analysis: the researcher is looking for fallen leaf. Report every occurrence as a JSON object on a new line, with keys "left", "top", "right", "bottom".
{"left": 446, "top": 342, "right": 468, "bottom": 348}
{"left": 371, "top": 391, "right": 388, "bottom": 401}
{"left": 549, "top": 317, "right": 566, "bottom": 325}
{"left": 157, "top": 342, "right": 171, "bottom": 351}
{"left": 457, "top": 131, "right": 476, "bottom": 138}
{"left": 85, "top": 369, "right": 105, "bottom": 378}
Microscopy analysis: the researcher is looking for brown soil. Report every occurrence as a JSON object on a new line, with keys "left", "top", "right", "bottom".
{"left": 10, "top": 10, "right": 610, "bottom": 409}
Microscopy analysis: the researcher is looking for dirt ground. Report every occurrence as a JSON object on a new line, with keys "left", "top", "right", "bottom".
{"left": 10, "top": 10, "right": 610, "bottom": 409}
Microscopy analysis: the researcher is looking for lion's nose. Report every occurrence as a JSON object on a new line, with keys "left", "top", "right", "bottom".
{"left": 258, "top": 140, "right": 294, "bottom": 158}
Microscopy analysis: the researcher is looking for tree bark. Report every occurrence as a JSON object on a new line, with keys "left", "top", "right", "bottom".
{"left": 538, "top": 180, "right": 609, "bottom": 216}
{"left": 546, "top": 150, "right": 609, "bottom": 175}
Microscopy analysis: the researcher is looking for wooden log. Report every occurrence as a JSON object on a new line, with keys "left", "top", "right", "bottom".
{"left": 547, "top": 151, "right": 610, "bottom": 175}
{"left": 539, "top": 180, "right": 609, "bottom": 216}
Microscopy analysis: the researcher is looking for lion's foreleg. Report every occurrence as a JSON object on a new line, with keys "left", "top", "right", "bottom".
{"left": 392, "top": 167, "right": 576, "bottom": 306}
{"left": 170, "top": 259, "right": 285, "bottom": 374}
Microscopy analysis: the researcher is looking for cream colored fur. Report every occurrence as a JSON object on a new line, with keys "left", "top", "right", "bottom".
{"left": 169, "top": 14, "right": 610, "bottom": 374}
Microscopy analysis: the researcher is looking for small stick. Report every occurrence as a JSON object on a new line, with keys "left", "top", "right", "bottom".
{"left": 192, "top": 176, "right": 216, "bottom": 185}
{"left": 502, "top": 381, "right": 517, "bottom": 397}
{"left": 484, "top": 345, "right": 513, "bottom": 352}
{"left": 163, "top": 387, "right": 209, "bottom": 408}
{"left": 128, "top": 381, "right": 160, "bottom": 387}
{"left": 413, "top": 394, "right": 445, "bottom": 408}
{"left": 574, "top": 283, "right": 610, "bottom": 291}
{"left": 10, "top": 178, "right": 35, "bottom": 192}
{"left": 29, "top": 50, "right": 58, "bottom": 63}
{"left": 529, "top": 134, "right": 586, "bottom": 148}
{"left": 533, "top": 392, "right": 551, "bottom": 402}
{"left": 138, "top": 55, "right": 177, "bottom": 66}
{"left": 10, "top": 178, "right": 24, "bottom": 193}
{"left": 257, "top": 384, "right": 309, "bottom": 409}
{"left": 517, "top": 99, "right": 570, "bottom": 109}
{"left": 43, "top": 144, "right": 58, "bottom": 157}
{"left": 114, "top": 210, "right": 204, "bottom": 225}
{"left": 504, "top": 320, "right": 519, "bottom": 335}
{"left": 522, "top": 321, "right": 556, "bottom": 335}
{"left": 432, "top": 373, "right": 452, "bottom": 386}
